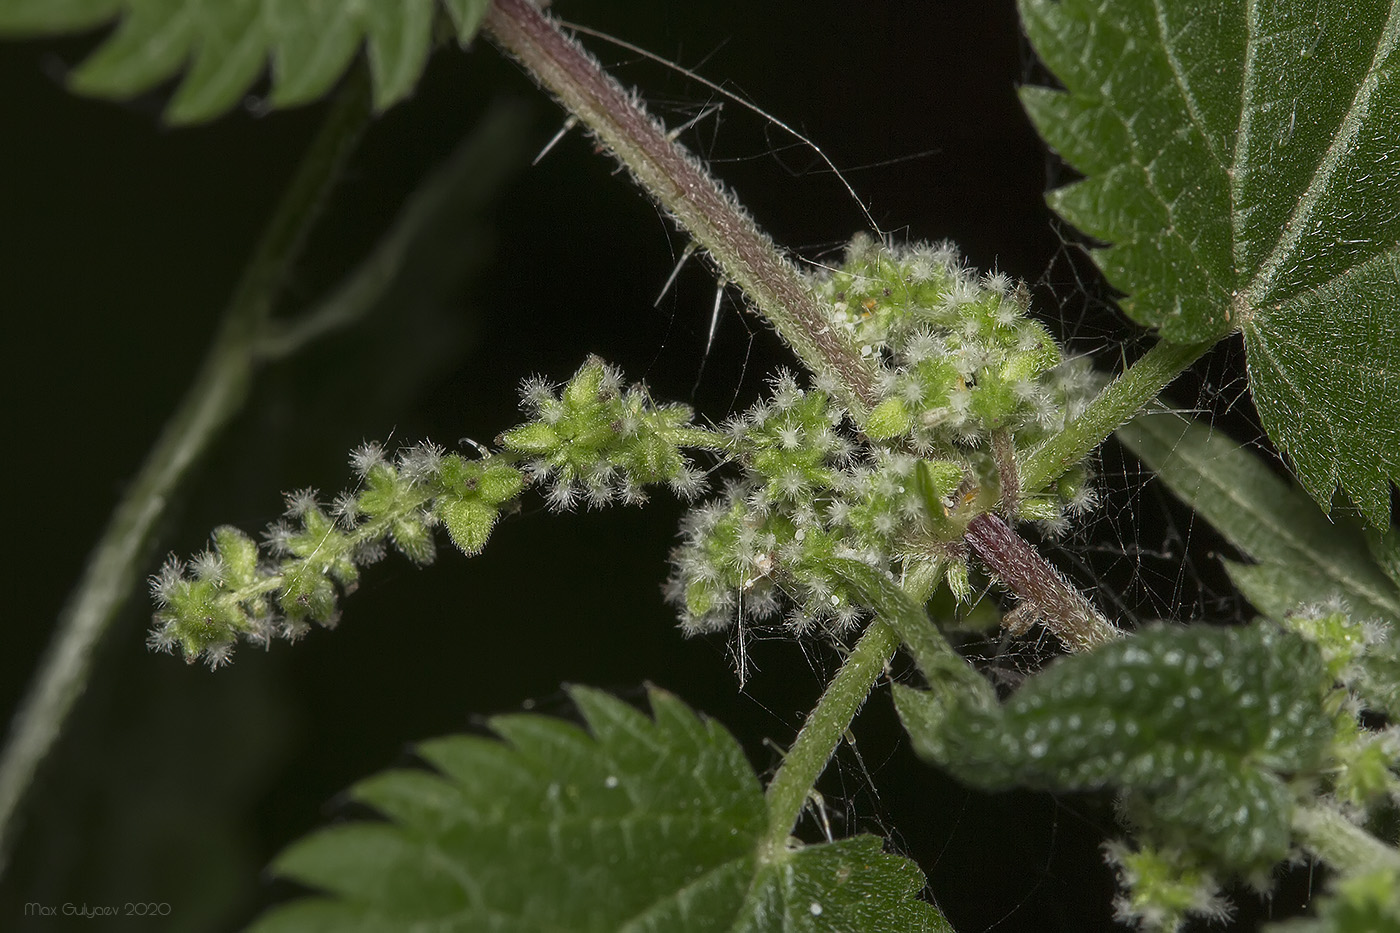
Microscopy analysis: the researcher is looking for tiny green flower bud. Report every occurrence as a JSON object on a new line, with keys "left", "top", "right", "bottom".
{"left": 1001, "top": 345, "right": 1056, "bottom": 384}
{"left": 391, "top": 514, "right": 436, "bottom": 564}
{"left": 1282, "top": 607, "right": 1373, "bottom": 681}
{"left": 1329, "top": 718, "right": 1400, "bottom": 810}
{"left": 866, "top": 397, "right": 911, "bottom": 440}
{"left": 684, "top": 580, "right": 719, "bottom": 618}
{"left": 1103, "top": 841, "right": 1230, "bottom": 933}
{"left": 945, "top": 560, "right": 971, "bottom": 604}
{"left": 157, "top": 578, "right": 245, "bottom": 662}
{"left": 502, "top": 422, "right": 560, "bottom": 455}
{"left": 564, "top": 356, "right": 609, "bottom": 407}
{"left": 1019, "top": 497, "right": 1062, "bottom": 522}
{"left": 968, "top": 374, "right": 1019, "bottom": 429}
{"left": 278, "top": 569, "right": 338, "bottom": 625}
{"left": 355, "top": 463, "right": 409, "bottom": 519}
{"left": 476, "top": 463, "right": 526, "bottom": 504}
{"left": 439, "top": 498, "right": 499, "bottom": 556}
{"left": 1056, "top": 466, "right": 1088, "bottom": 501}
{"left": 212, "top": 526, "right": 258, "bottom": 586}
{"left": 436, "top": 453, "right": 472, "bottom": 489}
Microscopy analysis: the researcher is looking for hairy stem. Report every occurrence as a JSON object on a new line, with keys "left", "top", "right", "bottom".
{"left": 1019, "top": 338, "right": 1212, "bottom": 494}
{"left": 762, "top": 559, "right": 985, "bottom": 851}
{"left": 1292, "top": 802, "right": 1400, "bottom": 875}
{"left": 481, "top": 0, "right": 1200, "bottom": 670}
{"left": 835, "top": 560, "right": 976, "bottom": 686}
{"left": 990, "top": 426, "right": 1020, "bottom": 518}
{"left": 964, "top": 512, "right": 1120, "bottom": 652}
{"left": 762, "top": 620, "right": 900, "bottom": 852}
{"left": 0, "top": 74, "right": 371, "bottom": 873}
{"left": 483, "top": 0, "right": 880, "bottom": 416}
{"left": 660, "top": 425, "right": 737, "bottom": 452}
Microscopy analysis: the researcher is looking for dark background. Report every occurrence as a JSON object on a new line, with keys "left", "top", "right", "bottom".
{"left": 2, "top": 2, "right": 1293, "bottom": 931}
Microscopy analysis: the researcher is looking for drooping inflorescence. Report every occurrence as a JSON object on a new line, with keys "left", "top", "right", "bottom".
{"left": 149, "top": 358, "right": 708, "bottom": 667}
{"left": 147, "top": 440, "right": 523, "bottom": 668}
{"left": 501, "top": 357, "right": 706, "bottom": 509}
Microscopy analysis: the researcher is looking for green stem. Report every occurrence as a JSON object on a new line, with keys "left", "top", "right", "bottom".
{"left": 0, "top": 73, "right": 371, "bottom": 874}
{"left": 834, "top": 560, "right": 979, "bottom": 687}
{"left": 662, "top": 425, "right": 736, "bottom": 452}
{"left": 1019, "top": 338, "right": 1212, "bottom": 494}
{"left": 762, "top": 619, "right": 900, "bottom": 852}
{"left": 1292, "top": 803, "right": 1400, "bottom": 875}
{"left": 483, "top": 0, "right": 881, "bottom": 416}
{"left": 763, "top": 560, "right": 990, "bottom": 853}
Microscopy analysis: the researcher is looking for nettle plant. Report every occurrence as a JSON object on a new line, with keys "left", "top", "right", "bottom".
{"left": 3, "top": 0, "right": 1398, "bottom": 930}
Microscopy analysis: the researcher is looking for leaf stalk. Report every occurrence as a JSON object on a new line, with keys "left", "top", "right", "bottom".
{"left": 762, "top": 620, "right": 900, "bottom": 853}
{"left": 1019, "top": 338, "right": 1211, "bottom": 494}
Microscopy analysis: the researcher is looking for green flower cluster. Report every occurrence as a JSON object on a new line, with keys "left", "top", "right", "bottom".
{"left": 149, "top": 442, "right": 525, "bottom": 667}
{"left": 815, "top": 234, "right": 1088, "bottom": 449}
{"left": 500, "top": 356, "right": 705, "bottom": 508}
{"left": 150, "top": 358, "right": 707, "bottom": 667}
{"left": 1102, "top": 842, "right": 1231, "bottom": 933}
{"left": 1280, "top": 606, "right": 1400, "bottom": 815}
{"left": 153, "top": 239, "right": 1103, "bottom": 661}
{"left": 667, "top": 238, "right": 1099, "bottom": 635}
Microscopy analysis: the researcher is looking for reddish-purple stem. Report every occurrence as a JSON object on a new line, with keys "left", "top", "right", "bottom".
{"left": 483, "top": 0, "right": 880, "bottom": 414}
{"left": 964, "top": 512, "right": 1119, "bottom": 652}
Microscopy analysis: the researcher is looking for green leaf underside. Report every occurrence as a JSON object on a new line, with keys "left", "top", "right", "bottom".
{"left": 1019, "top": 0, "right": 1400, "bottom": 523}
{"left": 251, "top": 687, "right": 950, "bottom": 933}
{"left": 895, "top": 623, "right": 1333, "bottom": 867}
{"left": 1118, "top": 411, "right": 1400, "bottom": 627}
{"left": 0, "top": 0, "right": 492, "bottom": 122}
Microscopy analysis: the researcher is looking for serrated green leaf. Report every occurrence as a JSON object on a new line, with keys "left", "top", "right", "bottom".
{"left": 0, "top": 0, "right": 492, "bottom": 123}
{"left": 0, "top": 0, "right": 121, "bottom": 31}
{"left": 895, "top": 622, "right": 1334, "bottom": 868}
{"left": 264, "top": 0, "right": 361, "bottom": 110}
{"left": 359, "top": 0, "right": 435, "bottom": 112}
{"left": 1120, "top": 764, "right": 1295, "bottom": 870}
{"left": 734, "top": 836, "right": 941, "bottom": 933}
{"left": 1019, "top": 0, "right": 1400, "bottom": 523}
{"left": 253, "top": 686, "right": 950, "bottom": 933}
{"left": 1117, "top": 411, "right": 1400, "bottom": 628}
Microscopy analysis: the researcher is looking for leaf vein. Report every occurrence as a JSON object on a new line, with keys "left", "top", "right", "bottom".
{"left": 1248, "top": 2, "right": 1400, "bottom": 304}
{"left": 1152, "top": 0, "right": 1229, "bottom": 173}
